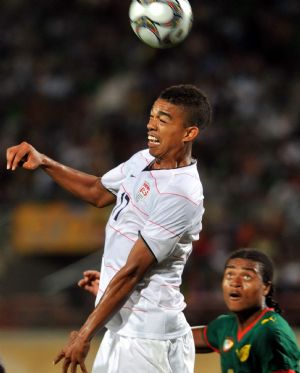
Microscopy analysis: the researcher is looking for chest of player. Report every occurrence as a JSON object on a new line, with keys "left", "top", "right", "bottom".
{"left": 220, "top": 331, "right": 262, "bottom": 373}
{"left": 110, "top": 172, "right": 159, "bottom": 225}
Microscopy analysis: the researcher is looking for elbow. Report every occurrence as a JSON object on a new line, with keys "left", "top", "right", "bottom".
{"left": 121, "top": 262, "right": 147, "bottom": 289}
{"left": 123, "top": 264, "right": 141, "bottom": 283}
{"left": 93, "top": 184, "right": 116, "bottom": 208}
{"left": 94, "top": 199, "right": 108, "bottom": 208}
{"left": 94, "top": 195, "right": 115, "bottom": 208}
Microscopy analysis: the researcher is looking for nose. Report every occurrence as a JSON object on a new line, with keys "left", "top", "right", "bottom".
{"left": 229, "top": 275, "right": 242, "bottom": 288}
{"left": 147, "top": 116, "right": 157, "bottom": 131}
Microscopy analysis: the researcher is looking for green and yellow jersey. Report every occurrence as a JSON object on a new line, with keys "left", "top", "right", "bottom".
{"left": 204, "top": 308, "right": 300, "bottom": 373}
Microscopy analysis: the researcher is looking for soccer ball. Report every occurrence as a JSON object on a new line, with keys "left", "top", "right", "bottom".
{"left": 129, "top": 0, "right": 193, "bottom": 49}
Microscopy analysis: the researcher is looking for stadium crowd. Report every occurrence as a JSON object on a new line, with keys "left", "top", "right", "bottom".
{"left": 0, "top": 0, "right": 300, "bottom": 327}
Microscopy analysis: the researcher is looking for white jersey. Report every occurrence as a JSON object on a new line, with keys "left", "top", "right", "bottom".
{"left": 96, "top": 149, "right": 204, "bottom": 340}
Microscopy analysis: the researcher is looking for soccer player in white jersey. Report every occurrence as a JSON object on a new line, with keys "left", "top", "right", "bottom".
{"left": 6, "top": 84, "right": 211, "bottom": 373}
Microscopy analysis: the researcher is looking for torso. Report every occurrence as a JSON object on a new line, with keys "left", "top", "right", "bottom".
{"left": 97, "top": 149, "right": 205, "bottom": 339}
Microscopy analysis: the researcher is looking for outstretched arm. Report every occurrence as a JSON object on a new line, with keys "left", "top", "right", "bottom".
{"left": 6, "top": 141, "right": 115, "bottom": 207}
{"left": 54, "top": 238, "right": 157, "bottom": 373}
{"left": 192, "top": 326, "right": 214, "bottom": 353}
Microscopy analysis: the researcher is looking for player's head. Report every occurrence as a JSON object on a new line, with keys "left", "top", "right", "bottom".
{"left": 148, "top": 85, "right": 211, "bottom": 162}
{"left": 223, "top": 248, "right": 282, "bottom": 314}
{"left": 158, "top": 84, "right": 212, "bottom": 130}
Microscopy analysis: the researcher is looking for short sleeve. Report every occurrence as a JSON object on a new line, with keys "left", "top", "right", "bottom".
{"left": 258, "top": 324, "right": 300, "bottom": 372}
{"left": 140, "top": 193, "right": 202, "bottom": 262}
{"left": 205, "top": 315, "right": 229, "bottom": 352}
{"left": 101, "top": 162, "right": 127, "bottom": 195}
{"left": 101, "top": 149, "right": 153, "bottom": 195}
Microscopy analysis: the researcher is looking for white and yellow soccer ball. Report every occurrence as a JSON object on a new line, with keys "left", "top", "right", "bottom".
{"left": 129, "top": 0, "right": 193, "bottom": 49}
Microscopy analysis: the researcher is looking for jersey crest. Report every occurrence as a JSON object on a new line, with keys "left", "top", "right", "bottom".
{"left": 236, "top": 344, "right": 251, "bottom": 362}
{"left": 223, "top": 337, "right": 234, "bottom": 352}
{"left": 136, "top": 181, "right": 151, "bottom": 201}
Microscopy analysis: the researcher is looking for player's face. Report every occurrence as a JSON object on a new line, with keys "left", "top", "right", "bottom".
{"left": 147, "top": 99, "right": 197, "bottom": 165}
{"left": 222, "top": 258, "right": 270, "bottom": 314}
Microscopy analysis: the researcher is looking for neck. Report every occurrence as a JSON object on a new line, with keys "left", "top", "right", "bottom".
{"left": 152, "top": 156, "right": 192, "bottom": 170}
{"left": 235, "top": 306, "right": 266, "bottom": 330}
{"left": 152, "top": 145, "right": 193, "bottom": 170}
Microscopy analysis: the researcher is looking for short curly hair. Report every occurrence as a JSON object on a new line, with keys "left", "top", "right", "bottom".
{"left": 159, "top": 84, "right": 212, "bottom": 129}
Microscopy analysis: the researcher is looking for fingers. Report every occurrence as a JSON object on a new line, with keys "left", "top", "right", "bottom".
{"left": 54, "top": 352, "right": 87, "bottom": 373}
{"left": 69, "top": 361, "right": 87, "bottom": 373}
{"left": 6, "top": 142, "right": 31, "bottom": 171}
{"left": 71, "top": 361, "right": 77, "bottom": 373}
{"left": 78, "top": 271, "right": 99, "bottom": 288}
{"left": 78, "top": 280, "right": 99, "bottom": 296}
{"left": 63, "top": 357, "right": 71, "bottom": 373}
{"left": 79, "top": 362, "right": 88, "bottom": 373}
{"left": 6, "top": 145, "right": 25, "bottom": 171}
{"left": 53, "top": 351, "right": 65, "bottom": 365}
{"left": 77, "top": 279, "right": 86, "bottom": 288}
{"left": 78, "top": 271, "right": 99, "bottom": 297}
{"left": 55, "top": 357, "right": 86, "bottom": 373}
{"left": 83, "top": 270, "right": 100, "bottom": 279}
{"left": 17, "top": 154, "right": 29, "bottom": 167}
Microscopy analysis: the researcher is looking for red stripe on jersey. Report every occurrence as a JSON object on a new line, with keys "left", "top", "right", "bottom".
{"left": 122, "top": 306, "right": 147, "bottom": 313}
{"left": 204, "top": 326, "right": 220, "bottom": 353}
{"left": 237, "top": 308, "right": 272, "bottom": 342}
{"left": 139, "top": 151, "right": 153, "bottom": 164}
{"left": 108, "top": 223, "right": 136, "bottom": 242}
{"left": 131, "top": 201, "right": 149, "bottom": 216}
{"left": 148, "top": 219, "right": 180, "bottom": 237}
{"left": 174, "top": 172, "right": 199, "bottom": 180}
{"left": 150, "top": 171, "right": 200, "bottom": 206}
{"left": 272, "top": 370, "right": 296, "bottom": 373}
{"left": 104, "top": 264, "right": 120, "bottom": 273}
{"left": 121, "top": 183, "right": 181, "bottom": 236}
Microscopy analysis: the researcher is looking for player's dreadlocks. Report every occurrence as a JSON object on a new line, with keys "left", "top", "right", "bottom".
{"left": 226, "top": 248, "right": 282, "bottom": 314}
{"left": 159, "top": 84, "right": 212, "bottom": 130}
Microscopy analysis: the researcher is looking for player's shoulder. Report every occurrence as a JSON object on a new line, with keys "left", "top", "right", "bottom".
{"left": 125, "top": 149, "right": 154, "bottom": 171}
{"left": 172, "top": 163, "right": 201, "bottom": 184}
{"left": 208, "top": 314, "right": 235, "bottom": 329}
{"left": 260, "top": 310, "right": 287, "bottom": 328}
{"left": 129, "top": 149, "right": 153, "bottom": 163}
{"left": 167, "top": 162, "right": 203, "bottom": 201}
{"left": 259, "top": 310, "right": 295, "bottom": 339}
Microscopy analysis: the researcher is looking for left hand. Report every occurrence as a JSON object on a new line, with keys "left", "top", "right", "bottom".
{"left": 54, "top": 331, "right": 90, "bottom": 373}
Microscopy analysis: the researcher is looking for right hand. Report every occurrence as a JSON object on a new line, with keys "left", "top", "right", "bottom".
{"left": 53, "top": 330, "right": 90, "bottom": 373}
{"left": 6, "top": 141, "right": 44, "bottom": 171}
{"left": 78, "top": 270, "right": 100, "bottom": 297}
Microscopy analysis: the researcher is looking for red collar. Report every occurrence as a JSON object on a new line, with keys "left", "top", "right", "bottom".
{"left": 237, "top": 308, "right": 274, "bottom": 342}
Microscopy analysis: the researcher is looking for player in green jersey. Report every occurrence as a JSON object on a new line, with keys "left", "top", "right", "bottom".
{"left": 192, "top": 248, "right": 300, "bottom": 373}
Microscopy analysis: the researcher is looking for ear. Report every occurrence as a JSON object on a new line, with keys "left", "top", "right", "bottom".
{"left": 183, "top": 126, "right": 199, "bottom": 142}
{"left": 263, "top": 282, "right": 271, "bottom": 297}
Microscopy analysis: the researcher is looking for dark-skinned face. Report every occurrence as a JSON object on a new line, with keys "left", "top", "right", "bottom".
{"left": 222, "top": 258, "right": 270, "bottom": 313}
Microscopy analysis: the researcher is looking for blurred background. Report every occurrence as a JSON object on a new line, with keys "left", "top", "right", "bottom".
{"left": 0, "top": 0, "right": 300, "bottom": 371}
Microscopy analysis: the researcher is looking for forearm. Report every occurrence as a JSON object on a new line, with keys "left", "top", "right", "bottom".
{"left": 53, "top": 239, "right": 155, "bottom": 369}
{"left": 41, "top": 155, "right": 113, "bottom": 207}
{"left": 77, "top": 266, "right": 140, "bottom": 342}
{"left": 192, "top": 326, "right": 213, "bottom": 353}
{"left": 77, "top": 239, "right": 155, "bottom": 342}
